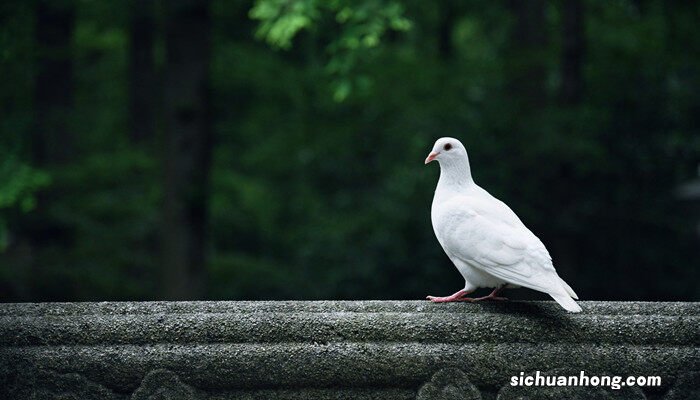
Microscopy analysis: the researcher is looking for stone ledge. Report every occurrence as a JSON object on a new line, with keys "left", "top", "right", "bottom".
{"left": 1, "top": 301, "right": 698, "bottom": 399}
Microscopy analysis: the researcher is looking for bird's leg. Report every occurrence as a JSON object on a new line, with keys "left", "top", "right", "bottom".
{"left": 470, "top": 285, "right": 508, "bottom": 302}
{"left": 426, "top": 289, "right": 475, "bottom": 303}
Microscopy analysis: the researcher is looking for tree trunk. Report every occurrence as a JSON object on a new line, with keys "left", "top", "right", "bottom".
{"left": 161, "top": 0, "right": 212, "bottom": 300}
{"left": 559, "top": 0, "right": 585, "bottom": 105}
{"left": 33, "top": 0, "right": 75, "bottom": 165}
{"left": 552, "top": 0, "right": 586, "bottom": 284}
{"left": 506, "top": 0, "right": 548, "bottom": 109}
{"left": 437, "top": 1, "right": 455, "bottom": 60}
{"left": 128, "top": 0, "right": 156, "bottom": 143}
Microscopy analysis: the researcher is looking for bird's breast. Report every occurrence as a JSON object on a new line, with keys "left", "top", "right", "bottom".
{"left": 431, "top": 198, "right": 476, "bottom": 246}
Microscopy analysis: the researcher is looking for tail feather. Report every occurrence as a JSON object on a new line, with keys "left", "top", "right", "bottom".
{"left": 558, "top": 277, "right": 579, "bottom": 300}
{"left": 549, "top": 292, "right": 582, "bottom": 313}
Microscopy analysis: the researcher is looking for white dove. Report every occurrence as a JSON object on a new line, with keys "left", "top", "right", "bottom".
{"left": 424, "top": 137, "right": 582, "bottom": 313}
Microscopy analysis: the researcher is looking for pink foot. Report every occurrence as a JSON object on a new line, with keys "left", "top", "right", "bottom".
{"left": 426, "top": 289, "right": 474, "bottom": 303}
{"left": 470, "top": 295, "right": 509, "bottom": 302}
{"left": 470, "top": 286, "right": 508, "bottom": 302}
{"left": 426, "top": 286, "right": 508, "bottom": 303}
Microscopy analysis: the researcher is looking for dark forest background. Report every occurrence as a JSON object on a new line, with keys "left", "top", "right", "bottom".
{"left": 1, "top": 0, "right": 699, "bottom": 302}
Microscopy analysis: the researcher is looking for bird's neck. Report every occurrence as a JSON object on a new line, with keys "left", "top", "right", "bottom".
{"left": 437, "top": 158, "right": 473, "bottom": 192}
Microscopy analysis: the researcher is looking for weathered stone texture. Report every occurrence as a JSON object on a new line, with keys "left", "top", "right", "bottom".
{"left": 0, "top": 301, "right": 698, "bottom": 399}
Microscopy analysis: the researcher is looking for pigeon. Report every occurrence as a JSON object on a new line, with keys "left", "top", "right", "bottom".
{"left": 424, "top": 137, "right": 582, "bottom": 313}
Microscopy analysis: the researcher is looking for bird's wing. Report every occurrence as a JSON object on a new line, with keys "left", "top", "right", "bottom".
{"left": 444, "top": 200, "right": 566, "bottom": 296}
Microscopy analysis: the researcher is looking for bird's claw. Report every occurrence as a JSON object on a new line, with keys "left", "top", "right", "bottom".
{"left": 471, "top": 295, "right": 509, "bottom": 302}
{"left": 425, "top": 294, "right": 509, "bottom": 303}
{"left": 426, "top": 295, "right": 475, "bottom": 303}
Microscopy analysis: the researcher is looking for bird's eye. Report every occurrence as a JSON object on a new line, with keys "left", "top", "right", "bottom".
{"left": 443, "top": 143, "right": 452, "bottom": 151}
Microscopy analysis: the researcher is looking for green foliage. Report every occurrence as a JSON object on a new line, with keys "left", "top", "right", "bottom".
{"left": 250, "top": 0, "right": 320, "bottom": 49}
{"left": 250, "top": 0, "right": 411, "bottom": 50}
{"left": 250, "top": 0, "right": 412, "bottom": 101}
{"left": 0, "top": 157, "right": 50, "bottom": 250}
{"left": 0, "top": 160, "right": 49, "bottom": 212}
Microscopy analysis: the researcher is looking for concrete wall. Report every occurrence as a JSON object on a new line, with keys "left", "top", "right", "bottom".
{"left": 1, "top": 301, "right": 698, "bottom": 399}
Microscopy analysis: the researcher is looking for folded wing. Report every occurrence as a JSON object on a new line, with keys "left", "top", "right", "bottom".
{"left": 445, "top": 202, "right": 581, "bottom": 312}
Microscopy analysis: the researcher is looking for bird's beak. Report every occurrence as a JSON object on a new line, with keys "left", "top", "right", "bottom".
{"left": 424, "top": 151, "right": 439, "bottom": 164}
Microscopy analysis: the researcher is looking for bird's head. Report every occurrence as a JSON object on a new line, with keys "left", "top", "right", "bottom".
{"left": 424, "top": 137, "right": 467, "bottom": 165}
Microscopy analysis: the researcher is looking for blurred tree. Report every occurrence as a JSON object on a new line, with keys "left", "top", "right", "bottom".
{"left": 506, "top": 0, "right": 548, "bottom": 109}
{"left": 546, "top": 0, "right": 587, "bottom": 283}
{"left": 1, "top": 0, "right": 699, "bottom": 303}
{"left": 162, "top": 0, "right": 212, "bottom": 299}
{"left": 26, "top": 0, "right": 76, "bottom": 297}
{"left": 559, "top": 0, "right": 584, "bottom": 105}
{"left": 128, "top": 0, "right": 156, "bottom": 143}
{"left": 0, "top": 1, "right": 51, "bottom": 254}
{"left": 437, "top": 0, "right": 457, "bottom": 60}
{"left": 33, "top": 0, "right": 76, "bottom": 165}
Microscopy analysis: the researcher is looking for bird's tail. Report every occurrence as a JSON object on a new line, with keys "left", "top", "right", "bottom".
{"left": 549, "top": 292, "right": 582, "bottom": 313}
{"left": 558, "top": 277, "right": 579, "bottom": 300}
